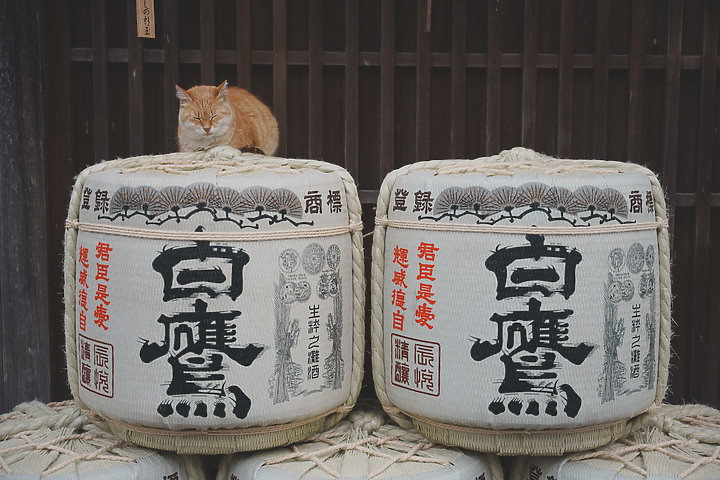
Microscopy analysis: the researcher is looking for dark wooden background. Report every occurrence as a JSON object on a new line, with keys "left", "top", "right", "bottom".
{"left": 1, "top": 0, "right": 718, "bottom": 415}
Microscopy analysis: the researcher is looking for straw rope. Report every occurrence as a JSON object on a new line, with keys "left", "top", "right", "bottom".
{"left": 556, "top": 404, "right": 720, "bottom": 479}
{"left": 376, "top": 215, "right": 668, "bottom": 235}
{"left": 63, "top": 145, "right": 366, "bottom": 453}
{"left": 65, "top": 218, "right": 363, "bottom": 241}
{"left": 0, "top": 401, "right": 133, "bottom": 476}
{"left": 409, "top": 411, "right": 631, "bottom": 457}
{"left": 633, "top": 404, "right": 720, "bottom": 445}
{"left": 220, "top": 407, "right": 505, "bottom": 480}
{"left": 370, "top": 146, "right": 673, "bottom": 453}
{"left": 0, "top": 401, "right": 206, "bottom": 479}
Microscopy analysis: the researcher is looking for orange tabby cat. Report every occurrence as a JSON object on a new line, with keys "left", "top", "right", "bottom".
{"left": 176, "top": 80, "right": 279, "bottom": 155}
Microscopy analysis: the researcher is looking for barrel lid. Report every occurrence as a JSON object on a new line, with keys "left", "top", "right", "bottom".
{"left": 0, "top": 401, "right": 204, "bottom": 479}
{"left": 222, "top": 406, "right": 502, "bottom": 480}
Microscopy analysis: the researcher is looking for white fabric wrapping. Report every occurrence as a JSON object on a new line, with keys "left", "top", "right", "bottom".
{"left": 510, "top": 404, "right": 720, "bottom": 480}
{"left": 371, "top": 148, "right": 672, "bottom": 455}
{"left": 381, "top": 170, "right": 660, "bottom": 429}
{"left": 72, "top": 166, "right": 355, "bottom": 431}
{"left": 0, "top": 401, "right": 205, "bottom": 479}
{"left": 63, "top": 148, "right": 366, "bottom": 454}
{"left": 219, "top": 407, "right": 504, "bottom": 480}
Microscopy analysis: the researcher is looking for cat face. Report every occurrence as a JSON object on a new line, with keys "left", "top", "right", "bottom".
{"left": 176, "top": 81, "right": 233, "bottom": 146}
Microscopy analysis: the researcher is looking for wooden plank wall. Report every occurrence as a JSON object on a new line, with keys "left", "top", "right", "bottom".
{"left": 0, "top": 0, "right": 51, "bottom": 414}
{"left": 2, "top": 0, "right": 718, "bottom": 413}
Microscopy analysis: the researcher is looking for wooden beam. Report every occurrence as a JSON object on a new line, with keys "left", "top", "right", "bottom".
{"left": 0, "top": 0, "right": 51, "bottom": 413}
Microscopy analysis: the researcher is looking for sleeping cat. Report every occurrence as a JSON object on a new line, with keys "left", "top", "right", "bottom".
{"left": 176, "top": 80, "right": 279, "bottom": 155}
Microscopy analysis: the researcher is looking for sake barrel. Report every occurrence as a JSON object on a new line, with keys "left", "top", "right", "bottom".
{"left": 63, "top": 146, "right": 365, "bottom": 454}
{"left": 371, "top": 147, "right": 671, "bottom": 455}
{"left": 0, "top": 400, "right": 205, "bottom": 479}
{"left": 217, "top": 406, "right": 504, "bottom": 480}
{"left": 511, "top": 404, "right": 720, "bottom": 479}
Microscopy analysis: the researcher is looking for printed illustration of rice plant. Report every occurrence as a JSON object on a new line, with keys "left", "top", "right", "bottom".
{"left": 322, "top": 276, "right": 344, "bottom": 391}
{"left": 598, "top": 273, "right": 628, "bottom": 403}
{"left": 269, "top": 275, "right": 303, "bottom": 404}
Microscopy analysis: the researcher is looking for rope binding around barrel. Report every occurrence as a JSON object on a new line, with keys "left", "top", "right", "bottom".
{"left": 371, "top": 147, "right": 672, "bottom": 456}
{"left": 0, "top": 400, "right": 206, "bottom": 479}
{"left": 63, "top": 146, "right": 366, "bottom": 454}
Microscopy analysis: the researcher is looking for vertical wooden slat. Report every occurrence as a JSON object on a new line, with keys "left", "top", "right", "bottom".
{"left": 273, "top": 0, "right": 288, "bottom": 156}
{"left": 200, "top": 1, "right": 215, "bottom": 85}
{"left": 485, "top": 0, "right": 501, "bottom": 155}
{"left": 592, "top": 1, "right": 609, "bottom": 158}
{"left": 308, "top": 0, "right": 322, "bottom": 159}
{"left": 662, "top": 0, "right": 682, "bottom": 241}
{"left": 0, "top": 0, "right": 51, "bottom": 412}
{"left": 557, "top": 0, "right": 575, "bottom": 156}
{"left": 164, "top": 0, "right": 179, "bottom": 152}
{"left": 691, "top": 0, "right": 718, "bottom": 406}
{"left": 415, "top": 0, "right": 430, "bottom": 161}
{"left": 450, "top": 0, "right": 467, "bottom": 158}
{"left": 127, "top": 0, "right": 144, "bottom": 156}
{"left": 380, "top": 0, "right": 395, "bottom": 173}
{"left": 91, "top": 0, "right": 108, "bottom": 161}
{"left": 627, "top": 0, "right": 647, "bottom": 163}
{"left": 44, "top": 0, "right": 73, "bottom": 402}
{"left": 236, "top": 0, "right": 252, "bottom": 89}
{"left": 521, "top": 0, "right": 538, "bottom": 148}
{"left": 344, "top": 0, "right": 359, "bottom": 178}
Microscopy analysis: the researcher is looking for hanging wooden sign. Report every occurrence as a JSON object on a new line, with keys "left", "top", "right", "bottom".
{"left": 136, "top": 0, "right": 155, "bottom": 38}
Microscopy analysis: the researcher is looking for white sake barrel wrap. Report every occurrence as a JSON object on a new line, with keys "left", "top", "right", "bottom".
{"left": 0, "top": 401, "right": 205, "bottom": 480}
{"left": 64, "top": 146, "right": 365, "bottom": 454}
{"left": 371, "top": 147, "right": 671, "bottom": 455}
{"left": 511, "top": 404, "right": 720, "bottom": 480}
{"left": 217, "top": 406, "right": 504, "bottom": 480}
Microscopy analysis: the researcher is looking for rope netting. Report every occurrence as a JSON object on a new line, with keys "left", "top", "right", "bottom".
{"left": 0, "top": 401, "right": 136, "bottom": 476}
{"left": 220, "top": 406, "right": 504, "bottom": 479}
{"left": 563, "top": 404, "right": 720, "bottom": 478}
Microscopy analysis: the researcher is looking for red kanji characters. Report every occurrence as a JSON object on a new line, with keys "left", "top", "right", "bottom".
{"left": 416, "top": 283, "right": 436, "bottom": 305}
{"left": 392, "top": 246, "right": 409, "bottom": 269}
{"left": 417, "top": 242, "right": 439, "bottom": 261}
{"left": 78, "top": 245, "right": 90, "bottom": 269}
{"left": 95, "top": 242, "right": 113, "bottom": 262}
{"left": 94, "top": 304, "right": 110, "bottom": 330}
{"left": 391, "top": 289, "right": 408, "bottom": 311}
{"left": 391, "top": 269, "right": 408, "bottom": 289}
{"left": 392, "top": 310, "right": 405, "bottom": 331}
{"left": 416, "top": 263, "right": 436, "bottom": 281}
{"left": 94, "top": 283, "right": 110, "bottom": 306}
{"left": 414, "top": 303, "right": 435, "bottom": 329}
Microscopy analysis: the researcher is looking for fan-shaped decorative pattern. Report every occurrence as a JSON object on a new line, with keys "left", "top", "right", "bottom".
{"left": 211, "top": 186, "right": 246, "bottom": 215}
{"left": 517, "top": 182, "right": 554, "bottom": 207}
{"left": 237, "top": 186, "right": 278, "bottom": 214}
{"left": 574, "top": 185, "right": 608, "bottom": 212}
{"left": 464, "top": 186, "right": 495, "bottom": 214}
{"left": 603, "top": 188, "right": 628, "bottom": 218}
{"left": 132, "top": 186, "right": 164, "bottom": 215}
{"left": 547, "top": 186, "right": 583, "bottom": 214}
{"left": 109, "top": 186, "right": 140, "bottom": 215}
{"left": 185, "top": 182, "right": 218, "bottom": 208}
{"left": 487, "top": 186, "right": 525, "bottom": 213}
{"left": 433, "top": 186, "right": 470, "bottom": 214}
{"left": 158, "top": 185, "right": 191, "bottom": 212}
{"left": 272, "top": 188, "right": 303, "bottom": 218}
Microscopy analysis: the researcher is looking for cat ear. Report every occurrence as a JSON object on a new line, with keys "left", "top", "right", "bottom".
{"left": 216, "top": 80, "right": 229, "bottom": 100}
{"left": 176, "top": 85, "right": 191, "bottom": 106}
